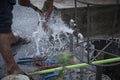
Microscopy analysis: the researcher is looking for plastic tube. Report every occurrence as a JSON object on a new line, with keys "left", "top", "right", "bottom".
{"left": 27, "top": 57, "right": 120, "bottom": 76}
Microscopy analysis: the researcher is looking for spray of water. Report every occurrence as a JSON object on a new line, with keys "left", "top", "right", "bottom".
{"left": 31, "top": 9, "right": 98, "bottom": 80}
{"left": 32, "top": 10, "right": 77, "bottom": 58}
{"left": 48, "top": 15, "right": 74, "bottom": 48}
{"left": 32, "top": 9, "right": 95, "bottom": 61}
{"left": 32, "top": 13, "right": 48, "bottom": 57}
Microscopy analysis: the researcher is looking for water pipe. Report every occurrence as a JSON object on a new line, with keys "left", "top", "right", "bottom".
{"left": 27, "top": 57, "right": 120, "bottom": 76}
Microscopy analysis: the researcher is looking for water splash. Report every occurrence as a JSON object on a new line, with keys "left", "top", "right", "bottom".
{"left": 32, "top": 13, "right": 48, "bottom": 57}
{"left": 31, "top": 9, "right": 98, "bottom": 80}
{"left": 32, "top": 10, "right": 76, "bottom": 57}
{"left": 31, "top": 9, "right": 94, "bottom": 63}
{"left": 48, "top": 13, "right": 74, "bottom": 49}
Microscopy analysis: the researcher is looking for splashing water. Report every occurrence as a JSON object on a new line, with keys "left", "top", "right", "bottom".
{"left": 31, "top": 9, "right": 99, "bottom": 80}
{"left": 32, "top": 10, "right": 77, "bottom": 58}
{"left": 32, "top": 13, "right": 48, "bottom": 57}
{"left": 48, "top": 14, "right": 74, "bottom": 48}
{"left": 32, "top": 9, "right": 95, "bottom": 60}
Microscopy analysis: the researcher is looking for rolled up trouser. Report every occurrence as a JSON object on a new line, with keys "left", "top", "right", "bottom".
{"left": 0, "top": 0, "right": 14, "bottom": 33}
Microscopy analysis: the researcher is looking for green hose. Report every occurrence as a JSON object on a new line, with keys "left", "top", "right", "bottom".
{"left": 27, "top": 57, "right": 120, "bottom": 76}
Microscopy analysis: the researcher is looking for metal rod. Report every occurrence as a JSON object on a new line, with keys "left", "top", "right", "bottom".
{"left": 112, "top": 0, "right": 119, "bottom": 39}
{"left": 86, "top": 4, "right": 91, "bottom": 63}
{"left": 74, "top": 0, "right": 79, "bottom": 45}
{"left": 81, "top": 45, "right": 119, "bottom": 57}
{"left": 96, "top": 66, "right": 102, "bottom": 80}
{"left": 27, "top": 57, "right": 120, "bottom": 76}
{"left": 75, "top": 0, "right": 77, "bottom": 22}
{"left": 70, "top": 34, "right": 73, "bottom": 53}
{"left": 78, "top": 40, "right": 120, "bottom": 57}
{"left": 91, "top": 41, "right": 112, "bottom": 61}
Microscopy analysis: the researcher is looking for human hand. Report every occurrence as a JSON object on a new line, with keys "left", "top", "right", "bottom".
{"left": 18, "top": 0, "right": 31, "bottom": 7}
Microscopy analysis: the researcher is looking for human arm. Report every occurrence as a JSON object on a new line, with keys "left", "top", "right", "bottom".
{"left": 18, "top": 0, "right": 31, "bottom": 7}
{"left": 41, "top": 0, "right": 54, "bottom": 32}
{"left": 44, "top": 0, "right": 54, "bottom": 21}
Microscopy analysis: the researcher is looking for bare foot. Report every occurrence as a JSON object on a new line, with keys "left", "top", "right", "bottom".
{"left": 6, "top": 64, "right": 24, "bottom": 75}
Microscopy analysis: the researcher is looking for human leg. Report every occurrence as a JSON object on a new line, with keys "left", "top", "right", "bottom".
{"left": 8, "top": 32, "right": 19, "bottom": 45}
{"left": 0, "top": 0, "right": 33, "bottom": 77}
{"left": 0, "top": 33, "right": 24, "bottom": 75}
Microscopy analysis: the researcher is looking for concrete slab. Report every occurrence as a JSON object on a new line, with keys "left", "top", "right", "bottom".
{"left": 54, "top": 0, "right": 86, "bottom": 9}
{"left": 54, "top": 0, "right": 119, "bottom": 9}
{"left": 30, "top": 0, "right": 87, "bottom": 9}
{"left": 31, "top": 0, "right": 46, "bottom": 9}
{"left": 30, "top": 0, "right": 119, "bottom": 9}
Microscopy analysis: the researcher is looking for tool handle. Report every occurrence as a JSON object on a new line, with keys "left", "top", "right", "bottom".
{"left": 17, "top": 59, "right": 33, "bottom": 64}
{"left": 19, "top": 57, "right": 32, "bottom": 60}
{"left": 44, "top": 72, "right": 59, "bottom": 79}
{"left": 40, "top": 65, "right": 56, "bottom": 69}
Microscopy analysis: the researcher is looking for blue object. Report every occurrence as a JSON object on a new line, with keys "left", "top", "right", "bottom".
{"left": 44, "top": 60, "right": 56, "bottom": 66}
{"left": 17, "top": 57, "right": 33, "bottom": 64}
{"left": 44, "top": 71, "right": 60, "bottom": 80}
{"left": 18, "top": 57, "right": 32, "bottom": 60}
{"left": 17, "top": 59, "right": 33, "bottom": 64}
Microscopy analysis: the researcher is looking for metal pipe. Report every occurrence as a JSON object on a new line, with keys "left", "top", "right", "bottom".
{"left": 70, "top": 34, "right": 73, "bottom": 53}
{"left": 74, "top": 0, "right": 79, "bottom": 45}
{"left": 86, "top": 4, "right": 91, "bottom": 63}
{"left": 75, "top": 0, "right": 77, "bottom": 22}
{"left": 112, "top": 0, "right": 119, "bottom": 39}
